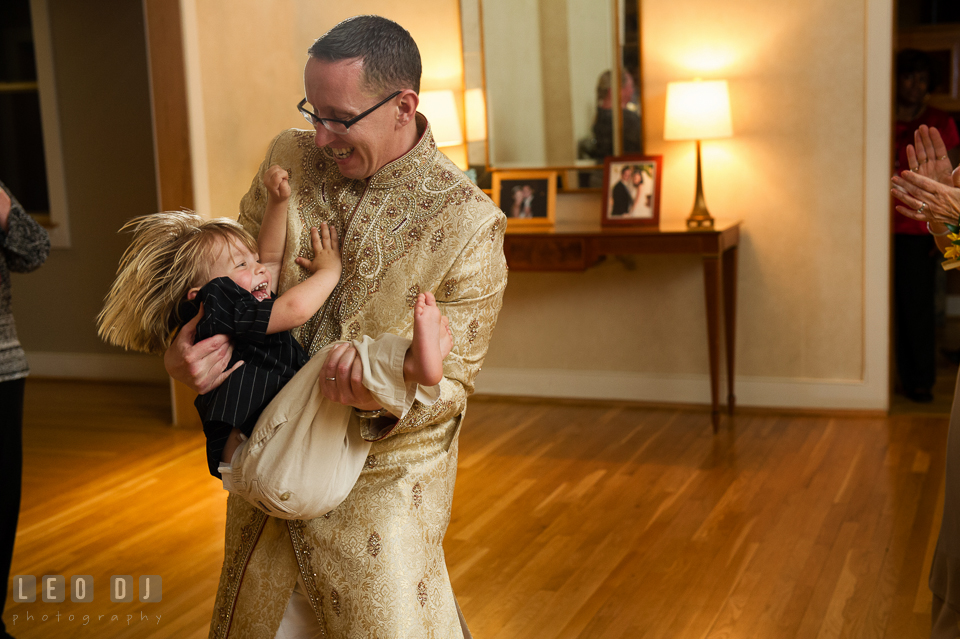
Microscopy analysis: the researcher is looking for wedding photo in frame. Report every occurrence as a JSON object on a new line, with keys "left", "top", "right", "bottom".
{"left": 492, "top": 170, "right": 557, "bottom": 227}
{"left": 601, "top": 155, "right": 662, "bottom": 228}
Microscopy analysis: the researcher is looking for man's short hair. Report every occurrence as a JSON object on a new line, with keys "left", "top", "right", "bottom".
{"left": 620, "top": 165, "right": 632, "bottom": 177}
{"left": 308, "top": 15, "right": 422, "bottom": 95}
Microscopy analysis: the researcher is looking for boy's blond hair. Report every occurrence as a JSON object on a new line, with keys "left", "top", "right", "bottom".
{"left": 98, "top": 211, "right": 258, "bottom": 355}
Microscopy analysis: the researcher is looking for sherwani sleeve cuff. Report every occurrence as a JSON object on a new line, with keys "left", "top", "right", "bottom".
{"left": 352, "top": 334, "right": 440, "bottom": 438}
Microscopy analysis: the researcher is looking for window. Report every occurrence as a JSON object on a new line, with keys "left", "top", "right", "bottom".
{"left": 0, "top": 0, "right": 70, "bottom": 246}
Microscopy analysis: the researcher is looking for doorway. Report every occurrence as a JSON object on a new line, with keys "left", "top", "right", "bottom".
{"left": 892, "top": 0, "right": 960, "bottom": 413}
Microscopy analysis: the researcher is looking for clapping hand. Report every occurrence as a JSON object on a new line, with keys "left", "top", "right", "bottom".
{"left": 891, "top": 125, "right": 960, "bottom": 225}
{"left": 0, "top": 187, "right": 10, "bottom": 233}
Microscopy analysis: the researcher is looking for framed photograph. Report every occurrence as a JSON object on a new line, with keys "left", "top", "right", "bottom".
{"left": 601, "top": 155, "right": 662, "bottom": 228}
{"left": 492, "top": 170, "right": 557, "bottom": 227}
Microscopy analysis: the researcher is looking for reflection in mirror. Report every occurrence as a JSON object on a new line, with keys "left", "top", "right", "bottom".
{"left": 462, "top": 0, "right": 643, "bottom": 173}
{"left": 474, "top": 0, "right": 642, "bottom": 169}
{"left": 618, "top": 0, "right": 643, "bottom": 158}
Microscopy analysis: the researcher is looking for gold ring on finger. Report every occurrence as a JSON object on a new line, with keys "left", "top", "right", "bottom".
{"left": 940, "top": 155, "right": 949, "bottom": 160}
{"left": 912, "top": 167, "right": 920, "bottom": 172}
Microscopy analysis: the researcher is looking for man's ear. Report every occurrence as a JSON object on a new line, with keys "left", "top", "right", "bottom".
{"left": 186, "top": 287, "right": 201, "bottom": 301}
{"left": 396, "top": 89, "right": 419, "bottom": 127}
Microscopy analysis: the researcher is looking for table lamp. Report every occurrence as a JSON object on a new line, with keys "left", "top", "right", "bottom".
{"left": 417, "top": 89, "right": 466, "bottom": 168}
{"left": 663, "top": 79, "right": 733, "bottom": 229}
{"left": 417, "top": 90, "right": 464, "bottom": 147}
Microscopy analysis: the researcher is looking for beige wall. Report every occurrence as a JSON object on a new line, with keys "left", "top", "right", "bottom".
{"left": 17, "top": 0, "right": 165, "bottom": 380}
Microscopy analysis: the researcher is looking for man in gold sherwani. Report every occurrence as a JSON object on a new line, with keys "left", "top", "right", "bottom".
{"left": 165, "top": 15, "right": 507, "bottom": 639}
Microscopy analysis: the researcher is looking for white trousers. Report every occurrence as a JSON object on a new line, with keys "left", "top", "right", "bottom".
{"left": 274, "top": 579, "right": 324, "bottom": 639}
{"left": 228, "top": 335, "right": 439, "bottom": 520}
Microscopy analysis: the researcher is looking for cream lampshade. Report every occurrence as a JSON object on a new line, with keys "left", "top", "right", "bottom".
{"left": 417, "top": 90, "right": 464, "bottom": 147}
{"left": 664, "top": 79, "right": 732, "bottom": 229}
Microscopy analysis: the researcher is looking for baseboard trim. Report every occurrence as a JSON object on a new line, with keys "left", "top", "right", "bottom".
{"left": 22, "top": 356, "right": 888, "bottom": 410}
{"left": 25, "top": 351, "right": 167, "bottom": 382}
{"left": 474, "top": 367, "right": 888, "bottom": 411}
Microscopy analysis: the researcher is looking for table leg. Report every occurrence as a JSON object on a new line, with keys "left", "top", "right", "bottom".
{"left": 722, "top": 246, "right": 738, "bottom": 414}
{"left": 703, "top": 255, "right": 721, "bottom": 432}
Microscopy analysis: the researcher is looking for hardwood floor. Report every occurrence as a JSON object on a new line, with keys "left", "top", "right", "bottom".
{"left": 5, "top": 380, "right": 949, "bottom": 638}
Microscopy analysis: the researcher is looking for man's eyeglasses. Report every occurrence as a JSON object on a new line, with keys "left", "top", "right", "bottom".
{"left": 297, "top": 91, "right": 402, "bottom": 135}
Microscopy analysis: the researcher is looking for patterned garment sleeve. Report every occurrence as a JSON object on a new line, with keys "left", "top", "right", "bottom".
{"left": 0, "top": 186, "right": 50, "bottom": 273}
{"left": 196, "top": 278, "right": 275, "bottom": 345}
{"left": 362, "top": 213, "right": 508, "bottom": 441}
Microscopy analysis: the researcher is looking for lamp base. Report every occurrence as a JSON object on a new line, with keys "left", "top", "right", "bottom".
{"left": 686, "top": 211, "right": 715, "bottom": 230}
{"left": 686, "top": 140, "right": 715, "bottom": 231}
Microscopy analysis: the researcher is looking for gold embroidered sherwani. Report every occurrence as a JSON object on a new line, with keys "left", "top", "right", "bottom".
{"left": 209, "top": 116, "right": 507, "bottom": 639}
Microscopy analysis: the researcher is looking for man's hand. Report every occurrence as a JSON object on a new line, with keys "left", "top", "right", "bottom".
{"left": 164, "top": 302, "right": 242, "bottom": 394}
{"left": 319, "top": 342, "right": 383, "bottom": 411}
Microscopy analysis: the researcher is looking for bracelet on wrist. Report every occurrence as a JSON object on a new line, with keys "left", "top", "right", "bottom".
{"left": 355, "top": 408, "right": 389, "bottom": 419}
{"left": 928, "top": 222, "right": 951, "bottom": 237}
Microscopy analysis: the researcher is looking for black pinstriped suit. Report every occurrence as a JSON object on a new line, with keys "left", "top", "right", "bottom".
{"left": 176, "top": 277, "right": 308, "bottom": 476}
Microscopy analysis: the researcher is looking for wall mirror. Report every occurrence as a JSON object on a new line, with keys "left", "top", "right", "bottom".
{"left": 461, "top": 0, "right": 643, "bottom": 180}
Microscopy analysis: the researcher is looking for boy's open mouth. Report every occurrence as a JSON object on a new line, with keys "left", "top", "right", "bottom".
{"left": 252, "top": 281, "right": 269, "bottom": 302}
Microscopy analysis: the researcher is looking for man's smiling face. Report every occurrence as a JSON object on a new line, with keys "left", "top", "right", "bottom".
{"left": 303, "top": 57, "right": 407, "bottom": 180}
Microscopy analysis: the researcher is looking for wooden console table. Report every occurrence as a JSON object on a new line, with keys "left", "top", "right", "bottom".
{"left": 503, "top": 219, "right": 741, "bottom": 431}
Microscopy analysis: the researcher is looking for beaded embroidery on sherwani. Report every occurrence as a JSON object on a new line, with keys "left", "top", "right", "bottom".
{"left": 286, "top": 125, "right": 481, "bottom": 357}
{"left": 287, "top": 520, "right": 328, "bottom": 628}
{"left": 210, "top": 509, "right": 268, "bottom": 639}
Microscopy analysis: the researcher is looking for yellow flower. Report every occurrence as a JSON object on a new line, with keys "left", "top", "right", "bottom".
{"left": 949, "top": 233, "right": 960, "bottom": 243}
{"left": 945, "top": 245, "right": 960, "bottom": 260}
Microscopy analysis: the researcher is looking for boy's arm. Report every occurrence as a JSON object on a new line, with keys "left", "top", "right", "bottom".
{"left": 266, "top": 224, "right": 341, "bottom": 334}
{"left": 258, "top": 165, "right": 291, "bottom": 286}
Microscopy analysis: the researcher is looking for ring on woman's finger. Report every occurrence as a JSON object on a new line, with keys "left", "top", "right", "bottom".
{"left": 911, "top": 167, "right": 920, "bottom": 172}
{"left": 918, "top": 202, "right": 927, "bottom": 214}
{"left": 939, "top": 155, "right": 949, "bottom": 160}
{"left": 326, "top": 377, "right": 337, "bottom": 381}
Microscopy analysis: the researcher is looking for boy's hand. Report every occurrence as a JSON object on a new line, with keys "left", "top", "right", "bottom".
{"left": 263, "top": 165, "right": 291, "bottom": 203}
{"left": 296, "top": 223, "right": 342, "bottom": 276}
